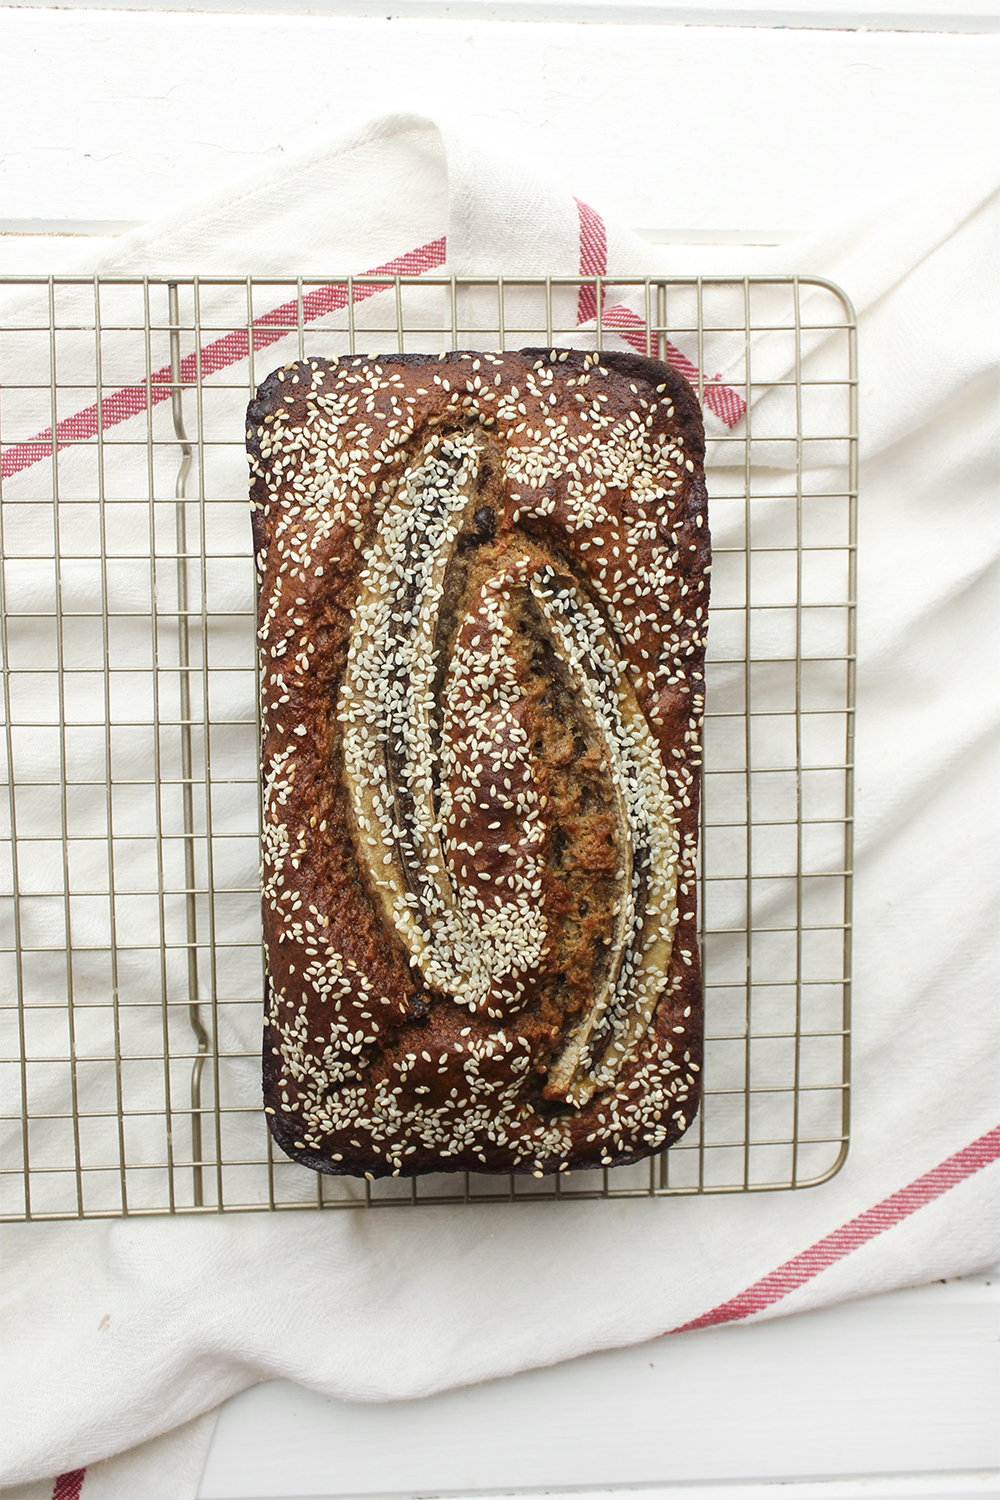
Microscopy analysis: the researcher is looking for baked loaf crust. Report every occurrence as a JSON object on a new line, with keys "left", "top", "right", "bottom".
{"left": 248, "top": 348, "right": 709, "bottom": 1178}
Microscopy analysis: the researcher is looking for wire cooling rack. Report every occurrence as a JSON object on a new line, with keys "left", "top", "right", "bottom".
{"left": 0, "top": 272, "right": 856, "bottom": 1219}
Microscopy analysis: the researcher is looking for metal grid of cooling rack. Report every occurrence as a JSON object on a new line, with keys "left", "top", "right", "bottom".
{"left": 0, "top": 272, "right": 856, "bottom": 1219}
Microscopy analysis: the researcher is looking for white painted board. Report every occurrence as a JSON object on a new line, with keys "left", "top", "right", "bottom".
{"left": 197, "top": 1271, "right": 1000, "bottom": 1500}
{"left": 1, "top": 10, "right": 997, "bottom": 243}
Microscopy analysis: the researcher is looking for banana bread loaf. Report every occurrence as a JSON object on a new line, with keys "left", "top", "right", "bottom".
{"left": 248, "top": 347, "right": 709, "bottom": 1179}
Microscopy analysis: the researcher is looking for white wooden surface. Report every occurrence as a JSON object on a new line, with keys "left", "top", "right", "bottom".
{"left": 1, "top": 9, "right": 997, "bottom": 244}
{"left": 4, "top": 0, "right": 999, "bottom": 29}
{"left": 3, "top": 9, "right": 996, "bottom": 1498}
{"left": 196, "top": 1270, "right": 1000, "bottom": 1500}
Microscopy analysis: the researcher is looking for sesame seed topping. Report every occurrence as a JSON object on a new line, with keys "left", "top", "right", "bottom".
{"left": 250, "top": 349, "right": 707, "bottom": 1178}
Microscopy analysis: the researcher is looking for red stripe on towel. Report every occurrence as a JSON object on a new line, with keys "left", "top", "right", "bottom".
{"left": 573, "top": 200, "right": 746, "bottom": 428}
{"left": 575, "top": 197, "right": 608, "bottom": 325}
{"left": 669, "top": 1126, "right": 1000, "bottom": 1334}
{"left": 602, "top": 305, "right": 748, "bottom": 427}
{"left": 52, "top": 1470, "right": 86, "bottom": 1500}
{"left": 1, "top": 237, "right": 447, "bottom": 482}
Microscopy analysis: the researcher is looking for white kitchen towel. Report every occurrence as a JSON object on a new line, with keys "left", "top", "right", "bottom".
{"left": 0, "top": 1413, "right": 219, "bottom": 1500}
{"left": 1, "top": 115, "right": 998, "bottom": 1495}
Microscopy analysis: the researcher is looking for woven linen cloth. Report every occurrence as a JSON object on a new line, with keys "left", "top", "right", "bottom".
{"left": 1, "top": 115, "right": 998, "bottom": 1498}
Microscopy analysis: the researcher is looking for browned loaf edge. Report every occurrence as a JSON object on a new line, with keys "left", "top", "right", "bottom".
{"left": 248, "top": 347, "right": 710, "bottom": 1179}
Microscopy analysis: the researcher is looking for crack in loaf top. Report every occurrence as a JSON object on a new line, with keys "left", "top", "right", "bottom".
{"left": 248, "top": 347, "right": 710, "bottom": 1180}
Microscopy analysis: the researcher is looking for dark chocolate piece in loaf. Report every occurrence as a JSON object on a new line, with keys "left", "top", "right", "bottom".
{"left": 248, "top": 348, "right": 709, "bottom": 1179}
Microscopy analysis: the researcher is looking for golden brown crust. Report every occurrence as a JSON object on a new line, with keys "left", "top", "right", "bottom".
{"left": 248, "top": 348, "right": 709, "bottom": 1178}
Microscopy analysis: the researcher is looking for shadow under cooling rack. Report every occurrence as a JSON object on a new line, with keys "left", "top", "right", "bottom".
{"left": 0, "top": 271, "right": 856, "bottom": 1219}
